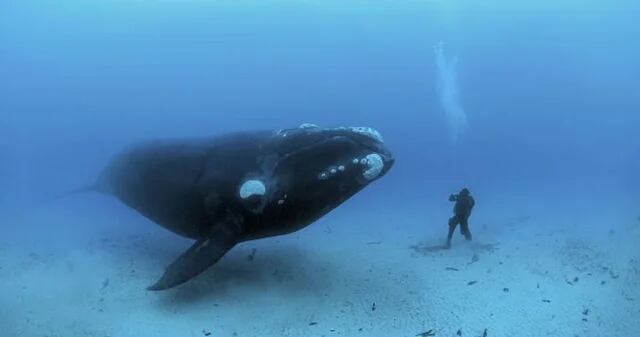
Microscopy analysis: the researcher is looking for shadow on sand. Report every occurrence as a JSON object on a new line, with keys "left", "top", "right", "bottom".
{"left": 157, "top": 245, "right": 321, "bottom": 303}
{"left": 137, "top": 241, "right": 393, "bottom": 310}
{"left": 108, "top": 232, "right": 427, "bottom": 310}
{"left": 410, "top": 241, "right": 500, "bottom": 256}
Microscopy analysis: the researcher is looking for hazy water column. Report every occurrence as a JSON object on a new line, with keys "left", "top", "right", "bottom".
{"left": 434, "top": 42, "right": 468, "bottom": 143}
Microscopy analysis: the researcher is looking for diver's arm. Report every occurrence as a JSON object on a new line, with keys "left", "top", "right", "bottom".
{"left": 449, "top": 194, "right": 458, "bottom": 202}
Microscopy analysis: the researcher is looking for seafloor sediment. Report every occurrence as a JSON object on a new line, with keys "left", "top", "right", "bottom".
{"left": 1, "top": 208, "right": 638, "bottom": 337}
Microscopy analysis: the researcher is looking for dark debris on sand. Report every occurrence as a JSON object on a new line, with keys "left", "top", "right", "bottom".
{"left": 416, "top": 329, "right": 436, "bottom": 336}
{"left": 101, "top": 277, "right": 109, "bottom": 290}
{"left": 468, "top": 253, "right": 479, "bottom": 265}
{"left": 247, "top": 248, "right": 257, "bottom": 261}
{"left": 582, "top": 307, "right": 590, "bottom": 322}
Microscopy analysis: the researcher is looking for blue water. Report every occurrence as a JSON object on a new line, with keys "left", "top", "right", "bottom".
{"left": 1, "top": 1, "right": 639, "bottom": 336}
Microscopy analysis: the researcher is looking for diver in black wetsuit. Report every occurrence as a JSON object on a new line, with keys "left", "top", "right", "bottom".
{"left": 445, "top": 188, "right": 475, "bottom": 249}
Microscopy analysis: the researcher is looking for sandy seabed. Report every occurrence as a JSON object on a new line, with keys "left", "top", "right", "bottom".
{"left": 1, "top": 202, "right": 638, "bottom": 337}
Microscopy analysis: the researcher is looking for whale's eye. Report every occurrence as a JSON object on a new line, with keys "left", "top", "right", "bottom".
{"left": 239, "top": 179, "right": 266, "bottom": 199}
{"left": 362, "top": 154, "right": 384, "bottom": 180}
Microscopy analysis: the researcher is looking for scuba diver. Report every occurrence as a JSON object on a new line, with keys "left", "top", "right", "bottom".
{"left": 445, "top": 188, "right": 475, "bottom": 249}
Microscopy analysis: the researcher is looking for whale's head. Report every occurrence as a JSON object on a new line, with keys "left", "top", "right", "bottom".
{"left": 276, "top": 123, "right": 393, "bottom": 183}
{"left": 263, "top": 124, "right": 394, "bottom": 224}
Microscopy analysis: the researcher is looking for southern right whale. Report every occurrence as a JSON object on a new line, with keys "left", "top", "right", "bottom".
{"left": 86, "top": 124, "right": 394, "bottom": 290}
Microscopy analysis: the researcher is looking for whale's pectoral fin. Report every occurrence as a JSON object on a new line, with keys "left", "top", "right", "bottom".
{"left": 147, "top": 228, "right": 237, "bottom": 291}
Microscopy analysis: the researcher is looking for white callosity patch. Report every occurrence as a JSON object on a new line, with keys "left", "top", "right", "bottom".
{"left": 281, "top": 125, "right": 383, "bottom": 143}
{"left": 276, "top": 123, "right": 319, "bottom": 138}
{"left": 362, "top": 153, "right": 384, "bottom": 180}
{"left": 299, "top": 123, "right": 319, "bottom": 129}
{"left": 318, "top": 164, "right": 348, "bottom": 181}
{"left": 320, "top": 163, "right": 350, "bottom": 180}
{"left": 239, "top": 179, "right": 266, "bottom": 199}
{"left": 336, "top": 126, "right": 384, "bottom": 142}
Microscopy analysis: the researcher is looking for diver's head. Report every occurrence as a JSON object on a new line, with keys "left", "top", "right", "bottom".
{"left": 460, "top": 188, "right": 470, "bottom": 196}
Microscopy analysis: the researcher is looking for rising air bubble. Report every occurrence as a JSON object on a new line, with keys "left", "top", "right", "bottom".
{"left": 434, "top": 42, "right": 468, "bottom": 143}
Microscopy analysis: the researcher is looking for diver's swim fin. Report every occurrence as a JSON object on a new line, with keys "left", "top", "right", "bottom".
{"left": 147, "top": 229, "right": 237, "bottom": 291}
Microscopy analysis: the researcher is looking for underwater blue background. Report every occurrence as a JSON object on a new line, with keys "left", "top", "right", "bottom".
{"left": 1, "top": 1, "right": 639, "bottom": 336}
{"left": 2, "top": 1, "right": 639, "bottom": 211}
